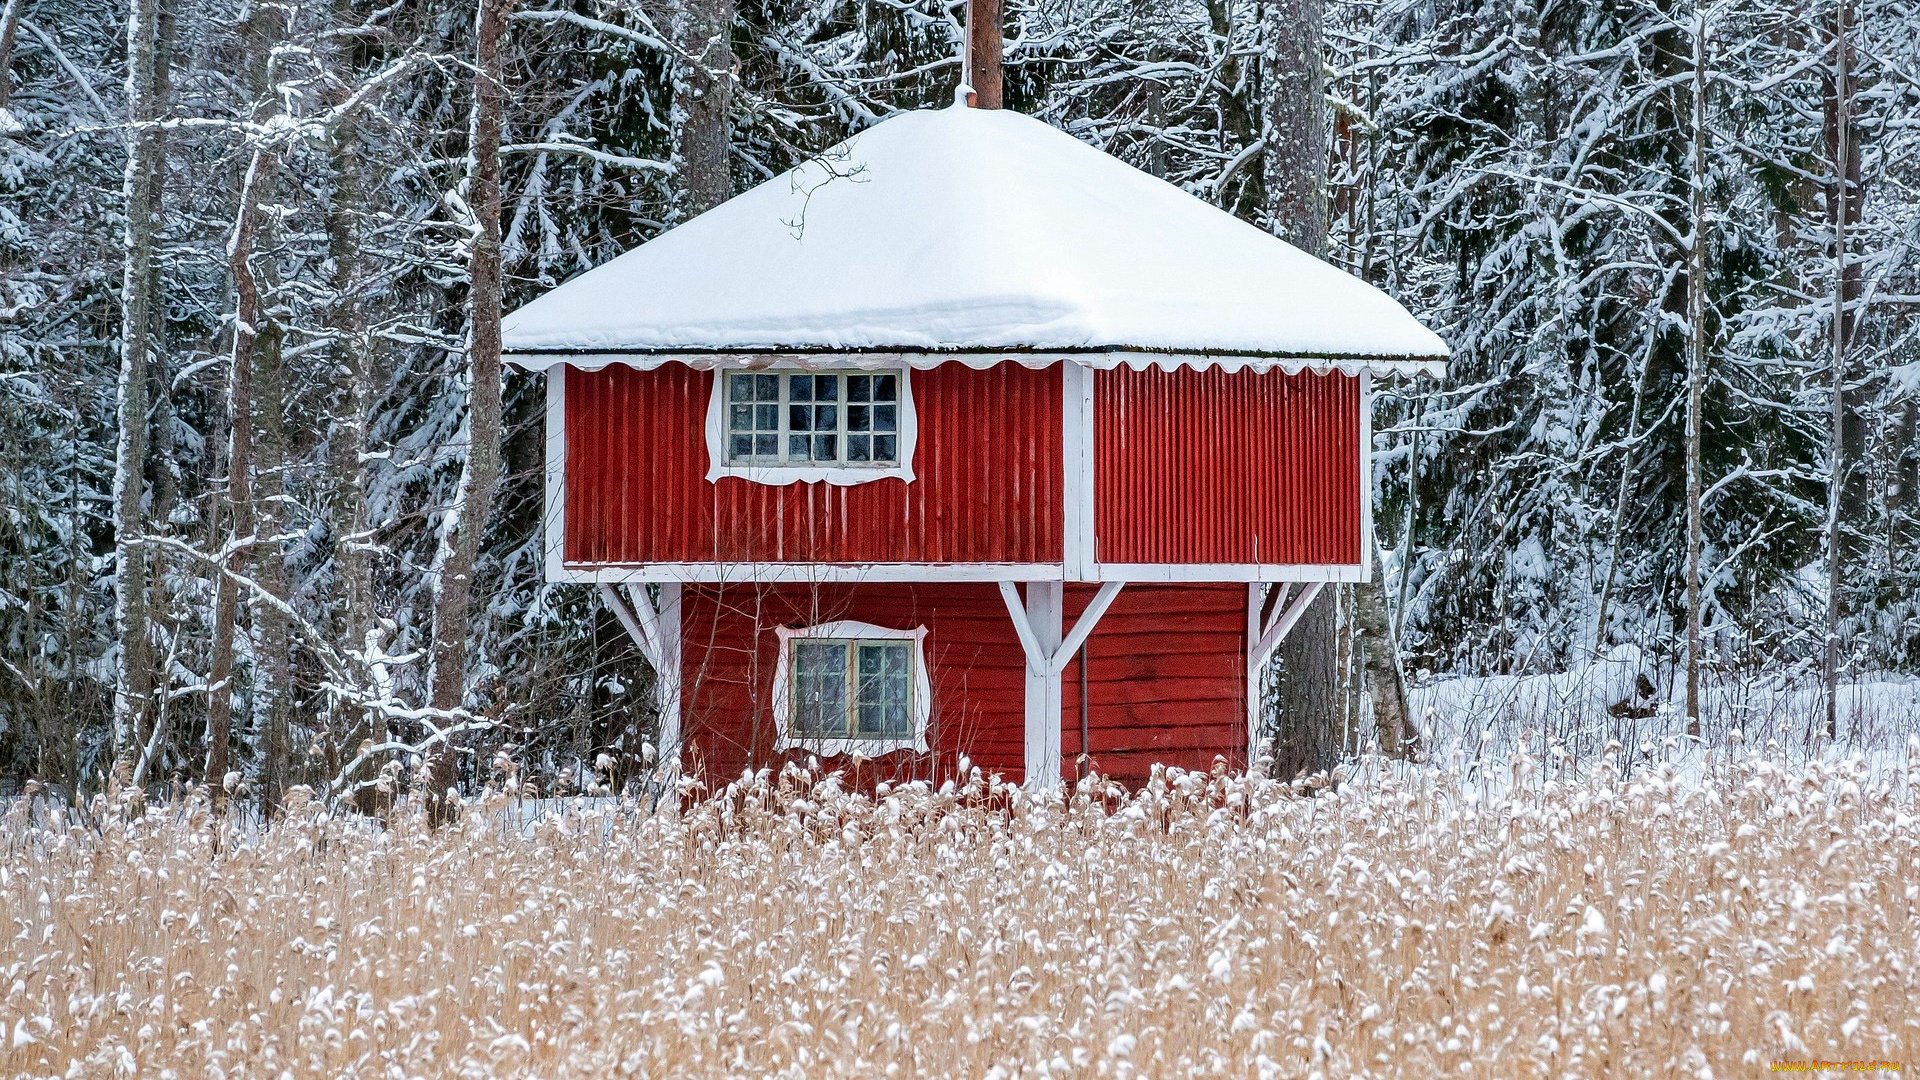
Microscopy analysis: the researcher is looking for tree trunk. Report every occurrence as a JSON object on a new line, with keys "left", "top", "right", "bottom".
{"left": 1355, "top": 549, "right": 1412, "bottom": 754}
{"left": 1683, "top": 9, "right": 1710, "bottom": 738}
{"left": 1822, "top": 0, "right": 1861, "bottom": 740}
{"left": 669, "top": 0, "right": 735, "bottom": 218}
{"left": 427, "top": 0, "right": 512, "bottom": 816}
{"left": 966, "top": 0, "right": 1003, "bottom": 109}
{"left": 112, "top": 0, "right": 165, "bottom": 773}
{"left": 1262, "top": 0, "right": 1342, "bottom": 780}
{"left": 255, "top": 322, "right": 293, "bottom": 815}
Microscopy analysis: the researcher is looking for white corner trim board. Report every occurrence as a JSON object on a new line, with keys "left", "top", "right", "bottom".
{"left": 770, "top": 620, "right": 933, "bottom": 758}
{"left": 703, "top": 365, "right": 919, "bottom": 486}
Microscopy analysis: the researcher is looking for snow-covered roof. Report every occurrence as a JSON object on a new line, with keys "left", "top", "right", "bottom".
{"left": 502, "top": 103, "right": 1448, "bottom": 375}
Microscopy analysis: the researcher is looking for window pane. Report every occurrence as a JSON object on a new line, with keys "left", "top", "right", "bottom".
{"left": 755, "top": 374, "right": 778, "bottom": 398}
{"left": 790, "top": 404, "right": 813, "bottom": 433}
{"left": 731, "top": 434, "right": 753, "bottom": 458}
{"left": 814, "top": 404, "right": 838, "bottom": 432}
{"left": 815, "top": 375, "right": 838, "bottom": 402}
{"left": 793, "top": 641, "right": 848, "bottom": 737}
{"left": 814, "top": 433, "right": 837, "bottom": 461}
{"left": 755, "top": 434, "right": 777, "bottom": 456}
{"left": 874, "top": 434, "right": 897, "bottom": 461}
{"left": 848, "top": 375, "right": 871, "bottom": 403}
{"left": 755, "top": 404, "right": 777, "bottom": 430}
{"left": 854, "top": 642, "right": 912, "bottom": 738}
{"left": 848, "top": 433, "right": 871, "bottom": 462}
{"left": 874, "top": 404, "right": 896, "bottom": 432}
{"left": 874, "top": 374, "right": 897, "bottom": 402}
{"left": 789, "top": 434, "right": 812, "bottom": 461}
{"left": 728, "top": 373, "right": 752, "bottom": 401}
{"left": 848, "top": 404, "right": 870, "bottom": 431}
{"left": 789, "top": 374, "right": 813, "bottom": 403}
{"left": 729, "top": 404, "right": 753, "bottom": 431}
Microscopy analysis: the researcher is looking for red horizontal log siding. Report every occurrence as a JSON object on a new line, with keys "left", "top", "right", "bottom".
{"left": 678, "top": 582, "right": 1247, "bottom": 789}
{"left": 1095, "top": 367, "right": 1361, "bottom": 566}
{"left": 1062, "top": 584, "right": 1247, "bottom": 783}
{"left": 680, "top": 583, "right": 1027, "bottom": 786}
{"left": 564, "top": 363, "right": 1063, "bottom": 565}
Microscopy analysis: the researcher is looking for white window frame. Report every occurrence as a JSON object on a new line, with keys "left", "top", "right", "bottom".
{"left": 771, "top": 620, "right": 932, "bottom": 756}
{"left": 705, "top": 367, "right": 918, "bottom": 486}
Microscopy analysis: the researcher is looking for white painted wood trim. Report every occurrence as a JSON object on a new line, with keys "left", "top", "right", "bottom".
{"left": 505, "top": 349, "right": 1449, "bottom": 380}
{"left": 1062, "top": 361, "right": 1097, "bottom": 581}
{"left": 599, "top": 584, "right": 658, "bottom": 668}
{"left": 1360, "top": 369, "right": 1375, "bottom": 582}
{"left": 1252, "top": 581, "right": 1323, "bottom": 669}
{"left": 703, "top": 366, "right": 918, "bottom": 486}
{"left": 559, "top": 562, "right": 1066, "bottom": 584}
{"left": 1091, "top": 563, "right": 1365, "bottom": 583}
{"left": 997, "top": 581, "right": 1048, "bottom": 670}
{"left": 1046, "top": 581, "right": 1123, "bottom": 676}
{"left": 769, "top": 620, "right": 932, "bottom": 757}
{"left": 1246, "top": 583, "right": 1263, "bottom": 758}
{"left": 544, "top": 365, "right": 567, "bottom": 580}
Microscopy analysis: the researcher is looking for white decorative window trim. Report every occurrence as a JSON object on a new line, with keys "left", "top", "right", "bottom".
{"left": 771, "top": 620, "right": 932, "bottom": 757}
{"left": 705, "top": 367, "right": 918, "bottom": 486}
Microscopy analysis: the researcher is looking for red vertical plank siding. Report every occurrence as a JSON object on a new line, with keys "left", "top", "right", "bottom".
{"left": 1094, "top": 366, "right": 1361, "bottom": 566}
{"left": 679, "top": 582, "right": 1248, "bottom": 789}
{"left": 563, "top": 362, "right": 1062, "bottom": 565}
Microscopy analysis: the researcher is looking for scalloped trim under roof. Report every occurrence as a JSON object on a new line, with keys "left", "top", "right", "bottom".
{"left": 503, "top": 104, "right": 1449, "bottom": 373}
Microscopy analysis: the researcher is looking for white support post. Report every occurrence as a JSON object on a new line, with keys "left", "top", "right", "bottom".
{"left": 1247, "top": 583, "right": 1265, "bottom": 756}
{"left": 1062, "top": 361, "right": 1097, "bottom": 581}
{"left": 601, "top": 582, "right": 684, "bottom": 781}
{"left": 1000, "top": 580, "right": 1064, "bottom": 791}
{"left": 1360, "top": 369, "right": 1375, "bottom": 582}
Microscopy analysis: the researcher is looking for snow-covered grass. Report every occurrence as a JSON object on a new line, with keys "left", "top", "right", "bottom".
{"left": 5, "top": 751, "right": 1918, "bottom": 1078}
{"left": 1409, "top": 657, "right": 1920, "bottom": 787}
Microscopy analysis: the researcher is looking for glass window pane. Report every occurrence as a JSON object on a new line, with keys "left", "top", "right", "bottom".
{"left": 848, "top": 375, "right": 871, "bottom": 403}
{"left": 874, "top": 404, "right": 896, "bottom": 432}
{"left": 755, "top": 434, "right": 777, "bottom": 456}
{"left": 790, "top": 404, "right": 813, "bottom": 432}
{"left": 814, "top": 434, "right": 837, "bottom": 461}
{"left": 848, "top": 434, "right": 870, "bottom": 462}
{"left": 789, "top": 434, "right": 812, "bottom": 461}
{"left": 756, "top": 404, "right": 778, "bottom": 430}
{"left": 874, "top": 434, "right": 896, "bottom": 461}
{"left": 729, "top": 373, "right": 754, "bottom": 401}
{"left": 793, "top": 641, "right": 848, "bottom": 737}
{"left": 815, "top": 404, "right": 837, "bottom": 431}
{"left": 755, "top": 374, "right": 778, "bottom": 398}
{"left": 729, "top": 404, "right": 753, "bottom": 430}
{"left": 789, "top": 374, "right": 813, "bottom": 403}
{"left": 848, "top": 404, "right": 870, "bottom": 431}
{"left": 874, "top": 374, "right": 896, "bottom": 402}
{"left": 815, "top": 375, "right": 838, "bottom": 402}
{"left": 854, "top": 643, "right": 912, "bottom": 737}
{"left": 730, "top": 434, "right": 753, "bottom": 458}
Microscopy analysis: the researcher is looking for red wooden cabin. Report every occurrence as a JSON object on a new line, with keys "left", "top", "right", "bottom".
{"left": 503, "top": 103, "right": 1447, "bottom": 790}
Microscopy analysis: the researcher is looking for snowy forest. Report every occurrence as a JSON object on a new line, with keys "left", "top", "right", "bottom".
{"left": 1, "top": 0, "right": 1916, "bottom": 801}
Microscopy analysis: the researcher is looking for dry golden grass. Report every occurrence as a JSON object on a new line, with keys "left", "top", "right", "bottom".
{"left": 3, "top": 748, "right": 1918, "bottom": 1078}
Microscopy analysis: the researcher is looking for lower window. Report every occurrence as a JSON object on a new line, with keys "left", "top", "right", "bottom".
{"left": 773, "top": 621, "right": 931, "bottom": 756}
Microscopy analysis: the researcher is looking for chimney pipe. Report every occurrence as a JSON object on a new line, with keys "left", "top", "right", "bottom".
{"left": 966, "top": 0, "right": 1003, "bottom": 109}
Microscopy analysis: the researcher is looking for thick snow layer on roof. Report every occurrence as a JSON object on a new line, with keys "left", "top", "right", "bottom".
{"left": 502, "top": 104, "right": 1448, "bottom": 369}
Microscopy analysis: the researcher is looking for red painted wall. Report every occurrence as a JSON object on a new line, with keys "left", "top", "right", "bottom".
{"left": 564, "top": 363, "right": 1063, "bottom": 565}
{"left": 679, "top": 582, "right": 1246, "bottom": 788}
{"left": 1095, "top": 367, "right": 1362, "bottom": 566}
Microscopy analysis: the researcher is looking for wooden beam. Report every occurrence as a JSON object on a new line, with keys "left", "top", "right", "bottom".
{"left": 997, "top": 580, "right": 1048, "bottom": 671}
{"left": 1252, "top": 581, "right": 1323, "bottom": 667}
{"left": 1047, "top": 581, "right": 1123, "bottom": 676}
{"left": 599, "top": 583, "right": 660, "bottom": 670}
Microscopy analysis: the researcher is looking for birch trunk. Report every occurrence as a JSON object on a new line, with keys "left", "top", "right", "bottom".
{"left": 255, "top": 321, "right": 293, "bottom": 815}
{"left": 112, "top": 0, "right": 165, "bottom": 770}
{"left": 427, "top": 0, "right": 512, "bottom": 813}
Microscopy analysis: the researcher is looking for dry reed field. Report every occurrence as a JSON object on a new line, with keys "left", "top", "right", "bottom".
{"left": 3, "top": 746, "right": 1918, "bottom": 1078}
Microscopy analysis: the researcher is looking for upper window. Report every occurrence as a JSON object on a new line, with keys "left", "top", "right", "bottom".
{"left": 772, "top": 621, "right": 931, "bottom": 755}
{"left": 706, "top": 368, "right": 917, "bottom": 486}
{"left": 725, "top": 371, "right": 900, "bottom": 466}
